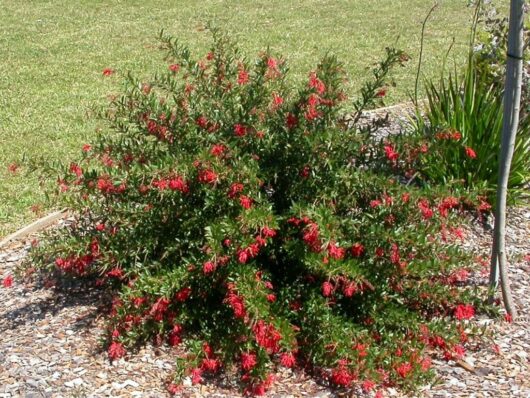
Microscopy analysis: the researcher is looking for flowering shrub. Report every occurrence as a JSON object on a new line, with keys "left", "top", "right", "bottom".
{"left": 27, "top": 29, "right": 491, "bottom": 395}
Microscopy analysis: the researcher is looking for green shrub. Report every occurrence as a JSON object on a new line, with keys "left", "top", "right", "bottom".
{"left": 25, "top": 30, "right": 491, "bottom": 396}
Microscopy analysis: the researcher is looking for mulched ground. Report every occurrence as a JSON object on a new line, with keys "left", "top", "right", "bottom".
{"left": 1, "top": 109, "right": 529, "bottom": 398}
{"left": 1, "top": 207, "right": 528, "bottom": 398}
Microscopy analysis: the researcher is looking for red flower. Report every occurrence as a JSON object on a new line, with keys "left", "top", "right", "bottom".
{"left": 280, "top": 352, "right": 296, "bottom": 368}
{"left": 331, "top": 366, "right": 353, "bottom": 387}
{"left": 261, "top": 226, "right": 277, "bottom": 238}
{"left": 308, "top": 72, "right": 326, "bottom": 95}
{"left": 322, "top": 281, "right": 333, "bottom": 297}
{"left": 351, "top": 243, "right": 365, "bottom": 257}
{"left": 201, "top": 358, "right": 220, "bottom": 372}
{"left": 203, "top": 261, "right": 216, "bottom": 274}
{"left": 421, "top": 357, "right": 432, "bottom": 371}
{"left": 175, "top": 287, "right": 191, "bottom": 302}
{"left": 370, "top": 199, "right": 382, "bottom": 208}
{"left": 97, "top": 177, "right": 113, "bottom": 193}
{"left": 167, "top": 383, "right": 181, "bottom": 395}
{"left": 237, "top": 249, "right": 249, "bottom": 264}
{"left": 241, "top": 352, "right": 257, "bottom": 371}
{"left": 253, "top": 320, "right": 282, "bottom": 354}
{"left": 169, "top": 64, "right": 180, "bottom": 73}
{"left": 150, "top": 297, "right": 170, "bottom": 321}
{"left": 396, "top": 362, "right": 412, "bottom": 378}
{"left": 8, "top": 163, "right": 19, "bottom": 174}
{"left": 302, "top": 223, "right": 321, "bottom": 250}
{"left": 82, "top": 144, "right": 92, "bottom": 152}
{"left": 228, "top": 182, "right": 244, "bottom": 198}
{"left": 266, "top": 293, "right": 276, "bottom": 303}
{"left": 375, "top": 88, "right": 387, "bottom": 97}
{"left": 342, "top": 281, "right": 357, "bottom": 297}
{"left": 267, "top": 57, "right": 278, "bottom": 71}
{"left": 102, "top": 68, "right": 114, "bottom": 76}
{"left": 464, "top": 146, "right": 477, "bottom": 159}
{"left": 234, "top": 124, "right": 248, "bottom": 137}
{"left": 191, "top": 367, "right": 203, "bottom": 384}
{"left": 106, "top": 268, "right": 123, "bottom": 279}
{"left": 271, "top": 92, "right": 284, "bottom": 108}
{"left": 2, "top": 275, "right": 13, "bottom": 288}
{"left": 327, "top": 242, "right": 345, "bottom": 260}
{"left": 226, "top": 291, "right": 246, "bottom": 319}
{"left": 384, "top": 144, "right": 399, "bottom": 161}
{"left": 196, "top": 116, "right": 209, "bottom": 129}
{"left": 454, "top": 304, "right": 475, "bottom": 320}
{"left": 237, "top": 69, "right": 249, "bottom": 85}
{"left": 210, "top": 144, "right": 226, "bottom": 157}
{"left": 505, "top": 313, "right": 513, "bottom": 323}
{"left": 198, "top": 169, "right": 218, "bottom": 184}
{"left": 108, "top": 341, "right": 126, "bottom": 360}
{"left": 169, "top": 176, "right": 189, "bottom": 193}
{"left": 304, "top": 100, "right": 321, "bottom": 121}
{"left": 478, "top": 200, "right": 492, "bottom": 212}
{"left": 390, "top": 243, "right": 400, "bottom": 265}
{"left": 286, "top": 113, "right": 298, "bottom": 129}
{"left": 362, "top": 379, "right": 376, "bottom": 392}
{"left": 239, "top": 195, "right": 253, "bottom": 209}
{"left": 418, "top": 198, "right": 434, "bottom": 219}
{"left": 168, "top": 325, "right": 183, "bottom": 347}
{"left": 299, "top": 165, "right": 311, "bottom": 178}
{"left": 453, "top": 344, "right": 466, "bottom": 358}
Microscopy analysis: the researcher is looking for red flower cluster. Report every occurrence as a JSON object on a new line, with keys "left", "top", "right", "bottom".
{"left": 280, "top": 352, "right": 296, "bottom": 368}
{"left": 396, "top": 362, "right": 412, "bottom": 378}
{"left": 108, "top": 341, "right": 126, "bottom": 360}
{"left": 308, "top": 71, "right": 326, "bottom": 95}
{"left": 55, "top": 254, "right": 94, "bottom": 275}
{"left": 435, "top": 129, "right": 461, "bottom": 141}
{"left": 168, "top": 324, "right": 183, "bottom": 346}
{"left": 302, "top": 222, "right": 322, "bottom": 253}
{"left": 330, "top": 360, "right": 354, "bottom": 387}
{"left": 239, "top": 195, "right": 253, "bottom": 209}
{"left": 237, "top": 69, "right": 249, "bottom": 85}
{"left": 2, "top": 275, "right": 13, "bottom": 288}
{"left": 351, "top": 242, "right": 365, "bottom": 257}
{"left": 464, "top": 146, "right": 477, "bottom": 159}
{"left": 438, "top": 196, "right": 459, "bottom": 217}
{"left": 225, "top": 287, "right": 247, "bottom": 319}
{"left": 234, "top": 124, "right": 248, "bottom": 137}
{"left": 384, "top": 144, "right": 399, "bottom": 162}
{"left": 327, "top": 241, "right": 346, "bottom": 260}
{"left": 210, "top": 144, "right": 227, "bottom": 157}
{"left": 152, "top": 176, "right": 189, "bottom": 193}
{"left": 241, "top": 352, "right": 257, "bottom": 371}
{"left": 253, "top": 320, "right": 282, "bottom": 354}
{"left": 304, "top": 94, "right": 322, "bottom": 121}
{"left": 198, "top": 169, "right": 218, "bottom": 184}
{"left": 417, "top": 198, "right": 434, "bottom": 219}
{"left": 454, "top": 304, "right": 475, "bottom": 320}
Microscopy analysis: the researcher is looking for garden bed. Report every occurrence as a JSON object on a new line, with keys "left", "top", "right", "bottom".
{"left": 1, "top": 104, "right": 529, "bottom": 397}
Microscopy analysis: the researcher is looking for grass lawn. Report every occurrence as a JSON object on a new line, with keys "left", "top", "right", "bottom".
{"left": 0, "top": 0, "right": 507, "bottom": 237}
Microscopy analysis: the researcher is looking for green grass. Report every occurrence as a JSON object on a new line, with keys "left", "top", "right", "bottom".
{"left": 0, "top": 0, "right": 506, "bottom": 237}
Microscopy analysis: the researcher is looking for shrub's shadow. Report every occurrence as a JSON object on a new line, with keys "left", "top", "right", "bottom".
{"left": 0, "top": 274, "right": 110, "bottom": 334}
